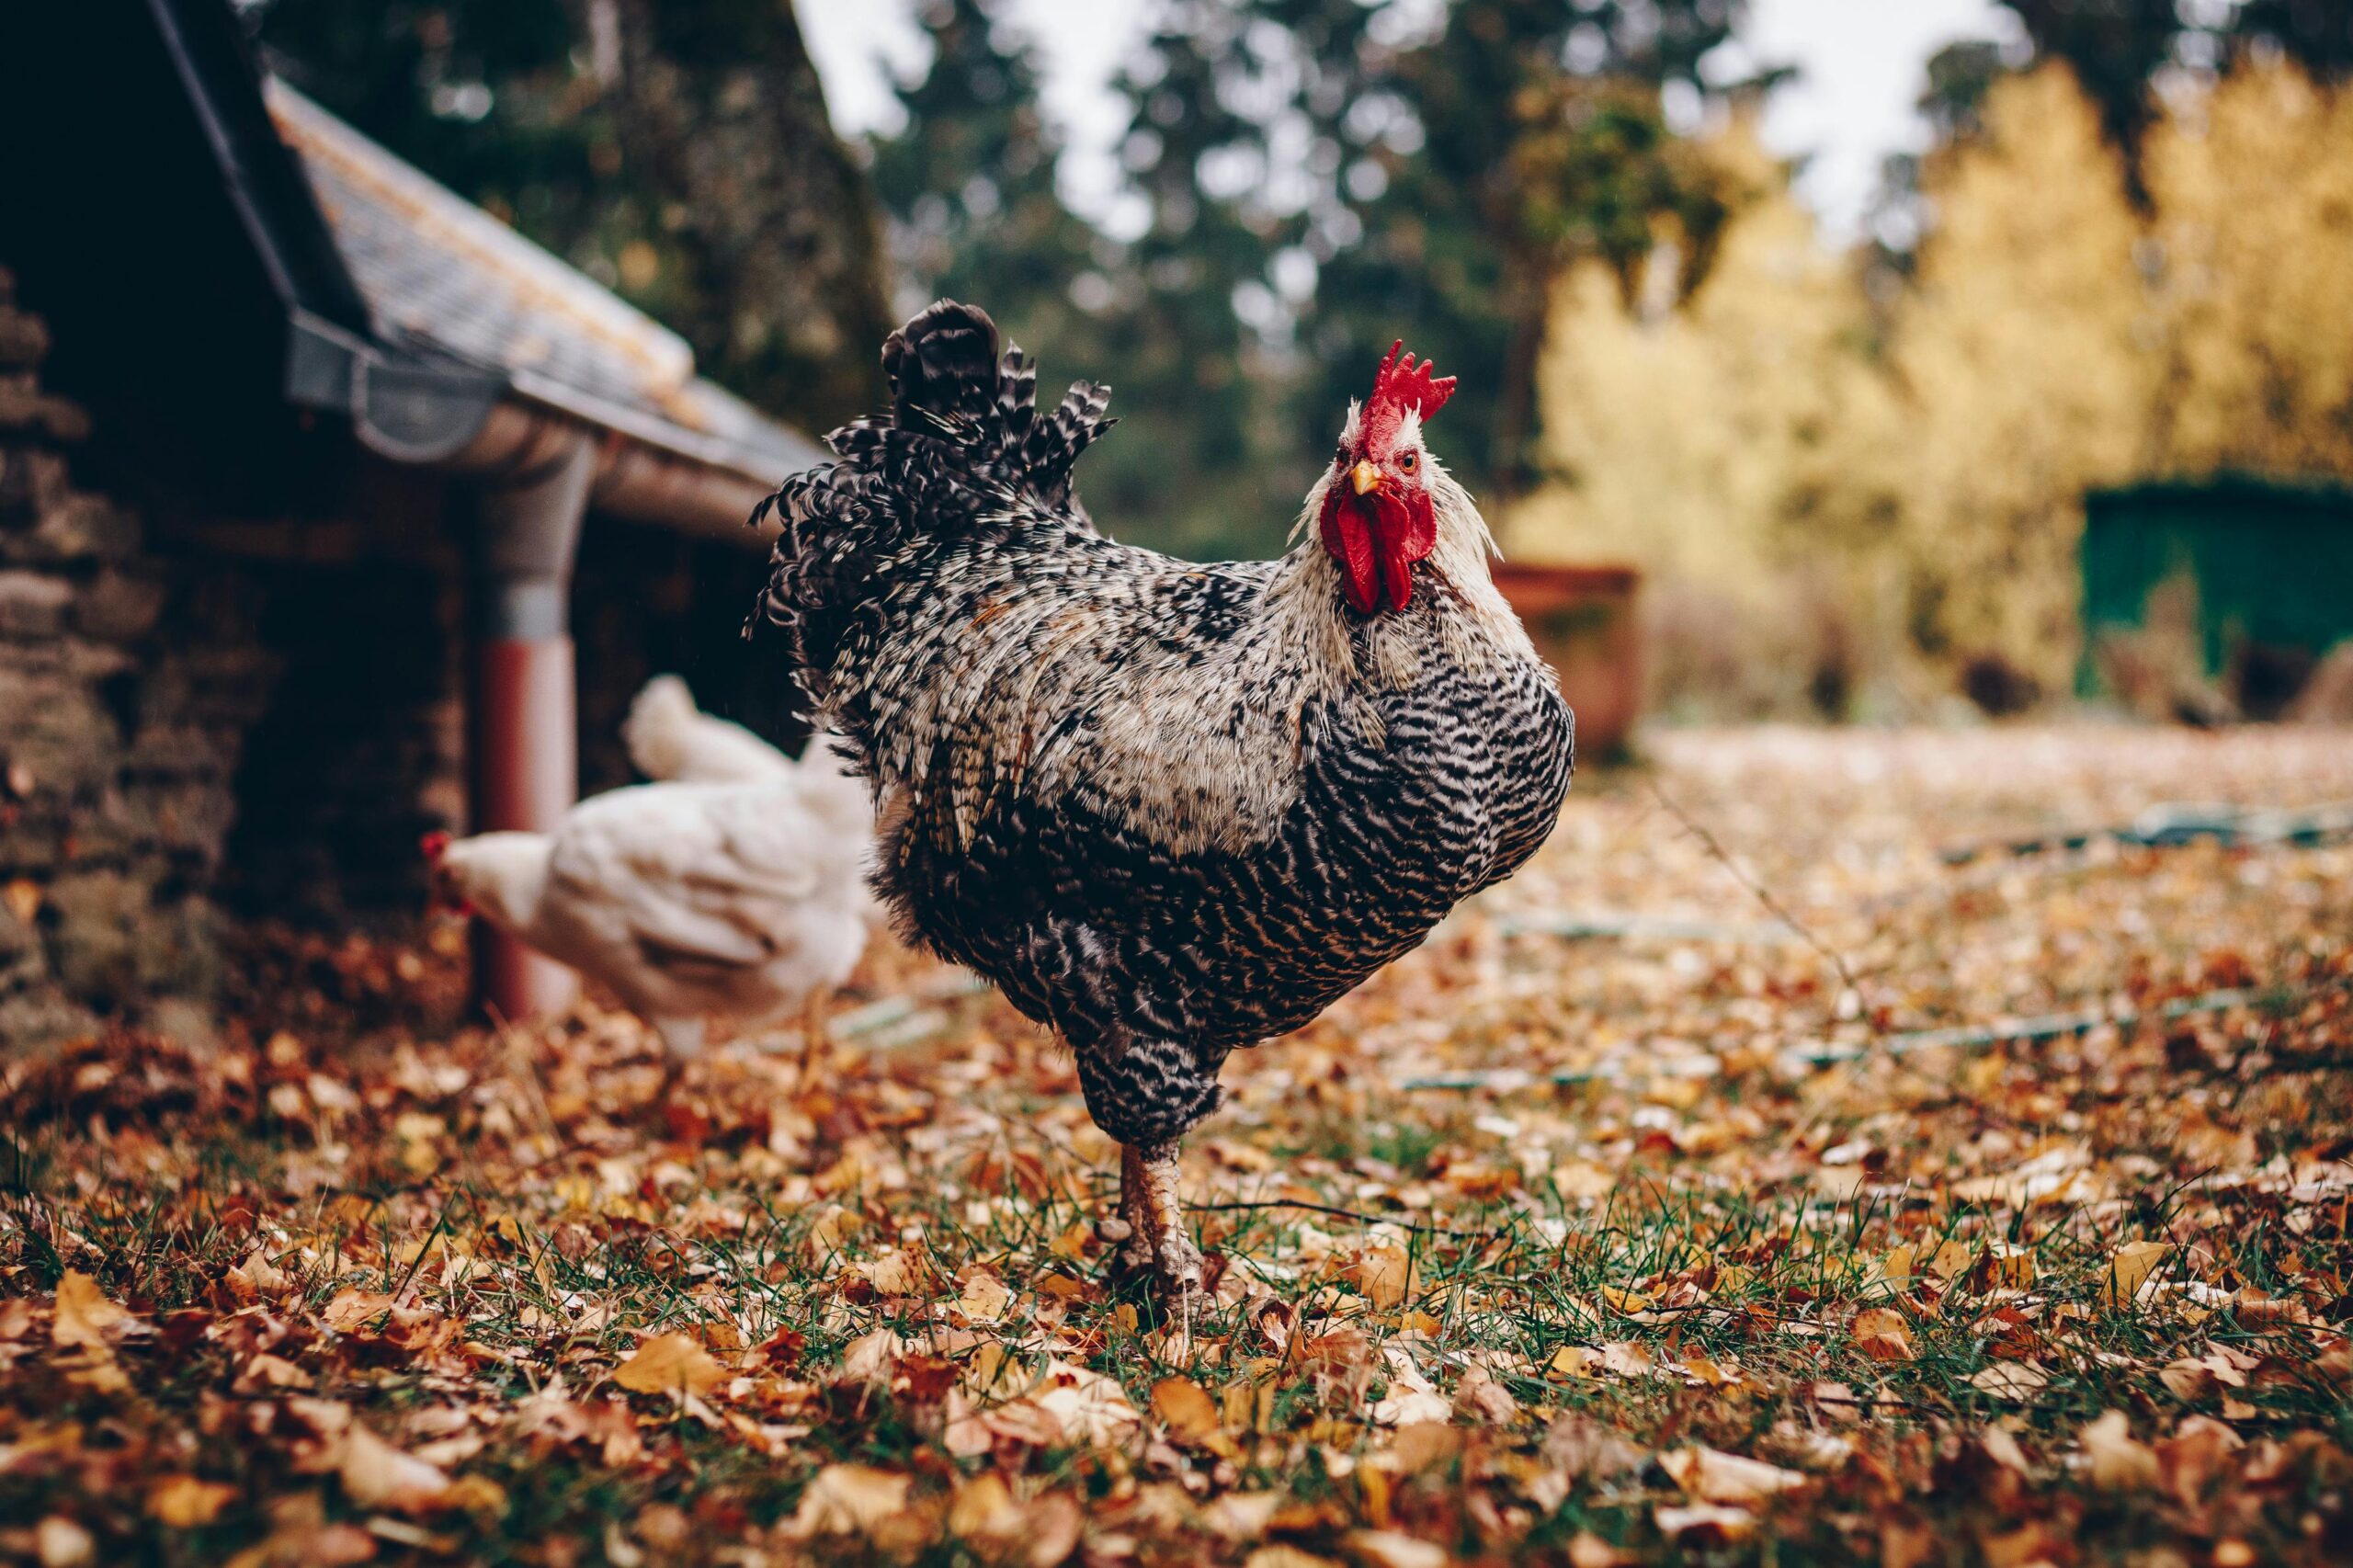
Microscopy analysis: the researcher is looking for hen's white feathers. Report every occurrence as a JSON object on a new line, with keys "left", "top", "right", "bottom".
{"left": 438, "top": 677, "right": 875, "bottom": 1057}
{"left": 624, "top": 674, "right": 799, "bottom": 786}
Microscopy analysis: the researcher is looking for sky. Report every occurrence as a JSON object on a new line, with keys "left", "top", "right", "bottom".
{"left": 800, "top": 0, "right": 2026, "bottom": 246}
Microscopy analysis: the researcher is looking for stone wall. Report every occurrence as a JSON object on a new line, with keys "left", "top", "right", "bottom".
{"left": 0, "top": 267, "right": 293, "bottom": 1042}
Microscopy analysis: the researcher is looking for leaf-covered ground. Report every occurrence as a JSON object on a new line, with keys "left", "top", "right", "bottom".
{"left": 3, "top": 726, "right": 2350, "bottom": 1567}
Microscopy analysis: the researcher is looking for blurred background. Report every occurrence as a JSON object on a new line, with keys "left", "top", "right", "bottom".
{"left": 258, "top": 0, "right": 2353, "bottom": 724}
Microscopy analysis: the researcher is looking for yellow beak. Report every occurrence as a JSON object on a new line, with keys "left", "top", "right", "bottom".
{"left": 1350, "top": 460, "right": 1382, "bottom": 496}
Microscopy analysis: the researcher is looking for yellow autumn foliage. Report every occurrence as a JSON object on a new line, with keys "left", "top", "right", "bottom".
{"left": 2144, "top": 62, "right": 2353, "bottom": 479}
{"left": 1511, "top": 62, "right": 2353, "bottom": 714}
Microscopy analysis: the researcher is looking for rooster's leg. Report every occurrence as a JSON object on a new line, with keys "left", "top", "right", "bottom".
{"left": 1124, "top": 1142, "right": 1206, "bottom": 1312}
{"left": 1078, "top": 1034, "right": 1222, "bottom": 1313}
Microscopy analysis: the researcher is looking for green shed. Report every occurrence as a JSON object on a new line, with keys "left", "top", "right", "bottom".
{"left": 2080, "top": 478, "right": 2353, "bottom": 713}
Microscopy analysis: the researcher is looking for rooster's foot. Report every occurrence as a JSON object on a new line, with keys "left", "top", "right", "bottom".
{"left": 1116, "top": 1142, "right": 1207, "bottom": 1316}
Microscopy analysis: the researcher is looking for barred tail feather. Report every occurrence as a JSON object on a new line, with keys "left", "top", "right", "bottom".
{"left": 746, "top": 300, "right": 1114, "bottom": 768}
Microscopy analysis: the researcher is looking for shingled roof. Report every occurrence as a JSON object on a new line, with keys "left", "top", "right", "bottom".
{"left": 265, "top": 81, "right": 823, "bottom": 487}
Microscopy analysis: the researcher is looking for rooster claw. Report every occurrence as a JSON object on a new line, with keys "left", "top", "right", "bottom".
{"left": 1111, "top": 1142, "right": 1210, "bottom": 1321}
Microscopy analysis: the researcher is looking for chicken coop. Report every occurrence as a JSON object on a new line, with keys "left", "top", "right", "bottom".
{"left": 0, "top": 0, "right": 828, "bottom": 1045}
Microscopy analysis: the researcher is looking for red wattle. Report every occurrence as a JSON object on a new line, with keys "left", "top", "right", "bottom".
{"left": 1320, "top": 486, "right": 1437, "bottom": 614}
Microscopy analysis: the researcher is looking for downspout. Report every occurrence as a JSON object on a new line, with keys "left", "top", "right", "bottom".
{"left": 467, "top": 429, "right": 595, "bottom": 1023}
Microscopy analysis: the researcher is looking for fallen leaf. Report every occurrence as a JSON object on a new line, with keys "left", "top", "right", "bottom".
{"left": 1151, "top": 1376, "right": 1224, "bottom": 1447}
{"left": 2103, "top": 1241, "right": 2169, "bottom": 1307}
{"left": 1654, "top": 1502, "right": 1756, "bottom": 1544}
{"left": 51, "top": 1272, "right": 132, "bottom": 1349}
{"left": 1347, "top": 1244, "right": 1417, "bottom": 1312}
{"left": 1370, "top": 1347, "right": 1451, "bottom": 1426}
{"left": 340, "top": 1423, "right": 451, "bottom": 1511}
{"left": 2156, "top": 1415, "right": 2243, "bottom": 1505}
{"left": 1970, "top": 1362, "right": 2050, "bottom": 1403}
{"left": 954, "top": 1271, "right": 1016, "bottom": 1323}
{"left": 613, "top": 1333, "right": 727, "bottom": 1398}
{"left": 2081, "top": 1410, "right": 2158, "bottom": 1491}
{"left": 1342, "top": 1528, "right": 1449, "bottom": 1568}
{"left": 1850, "top": 1308, "right": 1914, "bottom": 1362}
{"left": 1659, "top": 1446, "right": 1809, "bottom": 1504}
{"left": 790, "top": 1465, "right": 911, "bottom": 1538}
{"left": 146, "top": 1475, "right": 237, "bottom": 1528}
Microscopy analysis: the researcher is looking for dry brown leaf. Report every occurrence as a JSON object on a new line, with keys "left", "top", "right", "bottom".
{"left": 1654, "top": 1502, "right": 1756, "bottom": 1543}
{"left": 340, "top": 1423, "right": 452, "bottom": 1512}
{"left": 1659, "top": 1446, "right": 1809, "bottom": 1504}
{"left": 1452, "top": 1365, "right": 1518, "bottom": 1426}
{"left": 790, "top": 1465, "right": 912, "bottom": 1538}
{"left": 2081, "top": 1410, "right": 2158, "bottom": 1491}
{"left": 1970, "top": 1362, "right": 2050, "bottom": 1403}
{"left": 2156, "top": 1415, "right": 2243, "bottom": 1505}
{"left": 613, "top": 1333, "right": 727, "bottom": 1399}
{"left": 1151, "top": 1376, "right": 1224, "bottom": 1447}
{"left": 859, "top": 1248, "right": 934, "bottom": 1297}
{"left": 1347, "top": 1244, "right": 1417, "bottom": 1311}
{"left": 51, "top": 1272, "right": 132, "bottom": 1349}
{"left": 145, "top": 1475, "right": 237, "bottom": 1528}
{"left": 1341, "top": 1528, "right": 1449, "bottom": 1568}
{"left": 954, "top": 1271, "right": 1016, "bottom": 1324}
{"left": 1850, "top": 1308, "right": 1914, "bottom": 1362}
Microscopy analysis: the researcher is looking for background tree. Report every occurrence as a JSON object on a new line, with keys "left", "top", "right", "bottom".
{"left": 253, "top": 0, "right": 891, "bottom": 432}
{"left": 2143, "top": 60, "right": 2353, "bottom": 478}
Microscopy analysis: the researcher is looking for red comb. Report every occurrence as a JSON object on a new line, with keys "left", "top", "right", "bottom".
{"left": 420, "top": 830, "right": 451, "bottom": 862}
{"left": 1368, "top": 340, "right": 1455, "bottom": 422}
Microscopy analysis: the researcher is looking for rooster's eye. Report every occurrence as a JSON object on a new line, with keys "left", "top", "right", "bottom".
{"left": 1399, "top": 450, "right": 1418, "bottom": 472}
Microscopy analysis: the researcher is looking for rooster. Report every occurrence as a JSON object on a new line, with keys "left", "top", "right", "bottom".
{"left": 426, "top": 684, "right": 873, "bottom": 1080}
{"left": 755, "top": 301, "right": 1574, "bottom": 1308}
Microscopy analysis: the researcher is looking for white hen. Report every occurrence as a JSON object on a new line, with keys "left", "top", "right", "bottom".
{"left": 428, "top": 678, "right": 873, "bottom": 1074}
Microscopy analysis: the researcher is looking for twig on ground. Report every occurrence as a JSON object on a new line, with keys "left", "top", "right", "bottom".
{"left": 1652, "top": 783, "right": 1868, "bottom": 1003}
{"left": 1193, "top": 1199, "right": 1506, "bottom": 1241}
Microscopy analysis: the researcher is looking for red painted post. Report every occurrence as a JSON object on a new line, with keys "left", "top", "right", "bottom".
{"left": 468, "top": 433, "right": 594, "bottom": 1024}
{"left": 470, "top": 635, "right": 580, "bottom": 1020}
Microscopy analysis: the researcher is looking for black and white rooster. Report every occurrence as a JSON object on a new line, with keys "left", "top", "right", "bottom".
{"left": 755, "top": 302, "right": 1573, "bottom": 1307}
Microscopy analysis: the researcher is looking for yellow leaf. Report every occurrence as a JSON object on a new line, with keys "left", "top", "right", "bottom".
{"left": 948, "top": 1472, "right": 1019, "bottom": 1540}
{"left": 613, "top": 1333, "right": 727, "bottom": 1398}
{"left": 2103, "top": 1241, "right": 2168, "bottom": 1307}
{"left": 51, "top": 1272, "right": 132, "bottom": 1349}
{"left": 3, "top": 879, "right": 40, "bottom": 927}
{"left": 1922, "top": 1239, "right": 1975, "bottom": 1280}
{"left": 1850, "top": 1308, "right": 1915, "bottom": 1362}
{"left": 1984, "top": 1245, "right": 2036, "bottom": 1289}
{"left": 1151, "top": 1376, "right": 1222, "bottom": 1445}
{"left": 1546, "top": 1345, "right": 1599, "bottom": 1380}
{"left": 146, "top": 1475, "right": 237, "bottom": 1528}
